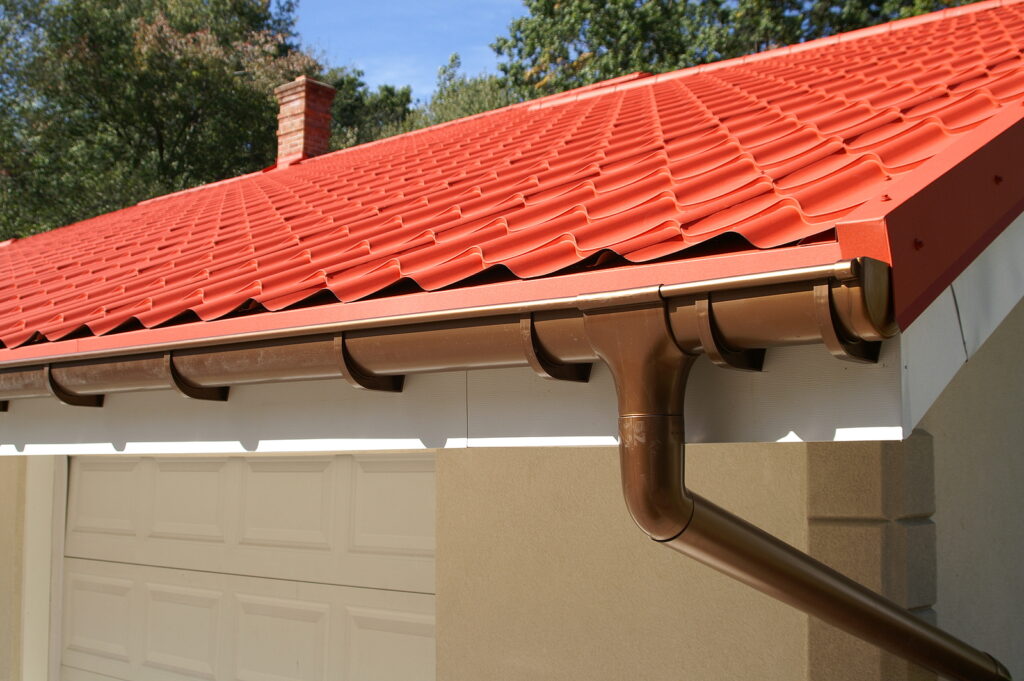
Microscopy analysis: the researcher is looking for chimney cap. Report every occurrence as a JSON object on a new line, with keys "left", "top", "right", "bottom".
{"left": 274, "top": 74, "right": 335, "bottom": 97}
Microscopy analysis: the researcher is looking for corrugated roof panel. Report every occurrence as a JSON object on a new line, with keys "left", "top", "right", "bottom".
{"left": 3, "top": 0, "right": 1024, "bottom": 350}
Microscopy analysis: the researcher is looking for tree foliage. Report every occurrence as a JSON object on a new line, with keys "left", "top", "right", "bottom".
{"left": 493, "top": 0, "right": 984, "bottom": 97}
{"left": 0, "top": 0, "right": 317, "bottom": 239}
{"left": 416, "top": 54, "right": 517, "bottom": 126}
{"left": 328, "top": 54, "right": 517, "bottom": 150}
{"left": 493, "top": 1, "right": 727, "bottom": 96}
{"left": 325, "top": 66, "right": 415, "bottom": 148}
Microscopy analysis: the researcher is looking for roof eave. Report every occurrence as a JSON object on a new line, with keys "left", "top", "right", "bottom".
{"left": 0, "top": 241, "right": 846, "bottom": 369}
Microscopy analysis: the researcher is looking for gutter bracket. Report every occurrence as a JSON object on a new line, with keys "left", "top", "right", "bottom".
{"left": 814, "top": 282, "right": 881, "bottom": 363}
{"left": 165, "top": 353, "right": 229, "bottom": 401}
{"left": 695, "top": 295, "right": 765, "bottom": 371}
{"left": 335, "top": 334, "right": 405, "bottom": 392}
{"left": 45, "top": 365, "right": 103, "bottom": 408}
{"left": 520, "top": 314, "right": 591, "bottom": 382}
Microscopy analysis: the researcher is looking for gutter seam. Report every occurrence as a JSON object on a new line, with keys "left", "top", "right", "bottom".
{"left": 949, "top": 283, "right": 971, "bottom": 361}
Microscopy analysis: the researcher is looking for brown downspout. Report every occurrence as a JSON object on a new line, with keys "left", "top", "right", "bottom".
{"left": 582, "top": 300, "right": 1012, "bottom": 681}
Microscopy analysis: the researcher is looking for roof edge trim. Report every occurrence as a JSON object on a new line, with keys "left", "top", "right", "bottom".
{"left": 0, "top": 257, "right": 893, "bottom": 403}
{"left": 2, "top": 258, "right": 859, "bottom": 370}
{"left": 0, "top": 243, "right": 847, "bottom": 368}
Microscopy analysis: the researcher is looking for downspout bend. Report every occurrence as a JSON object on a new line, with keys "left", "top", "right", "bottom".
{"left": 582, "top": 302, "right": 696, "bottom": 542}
{"left": 583, "top": 298, "right": 1012, "bottom": 681}
{"left": 618, "top": 413, "right": 692, "bottom": 542}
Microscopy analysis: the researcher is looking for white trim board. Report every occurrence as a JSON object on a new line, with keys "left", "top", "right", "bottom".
{"left": 0, "top": 347, "right": 904, "bottom": 449}
{"left": 20, "top": 456, "right": 54, "bottom": 681}
{"left": 900, "top": 209, "right": 1024, "bottom": 433}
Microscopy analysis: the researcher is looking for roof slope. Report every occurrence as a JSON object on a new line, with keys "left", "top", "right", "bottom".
{"left": 3, "top": 0, "right": 1024, "bottom": 355}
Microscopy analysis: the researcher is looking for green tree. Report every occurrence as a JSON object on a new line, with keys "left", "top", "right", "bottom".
{"left": 324, "top": 66, "right": 415, "bottom": 149}
{"left": 0, "top": 0, "right": 47, "bottom": 235}
{"left": 329, "top": 55, "right": 518, "bottom": 150}
{"left": 802, "top": 0, "right": 980, "bottom": 38}
{"left": 493, "top": 0, "right": 984, "bottom": 98}
{"left": 418, "top": 54, "right": 517, "bottom": 125}
{"left": 0, "top": 0, "right": 318, "bottom": 239}
{"left": 493, "top": 0, "right": 732, "bottom": 97}
{"left": 0, "top": 1, "right": 43, "bottom": 105}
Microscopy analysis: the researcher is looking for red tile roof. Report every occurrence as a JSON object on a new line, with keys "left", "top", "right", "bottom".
{"left": 3, "top": 0, "right": 1024, "bottom": 359}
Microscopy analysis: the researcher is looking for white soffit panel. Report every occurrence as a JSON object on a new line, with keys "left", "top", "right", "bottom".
{"left": 3, "top": 342, "right": 905, "bottom": 451}
{"left": 466, "top": 364, "right": 619, "bottom": 447}
{"left": 466, "top": 345, "right": 903, "bottom": 446}
{"left": 899, "top": 207, "right": 1024, "bottom": 433}
{"left": 951, "top": 209, "right": 1024, "bottom": 358}
{"left": 900, "top": 288, "right": 968, "bottom": 433}
{"left": 0, "top": 371, "right": 468, "bottom": 455}
{"left": 0, "top": 336, "right": 913, "bottom": 452}
{"left": 686, "top": 341, "right": 902, "bottom": 443}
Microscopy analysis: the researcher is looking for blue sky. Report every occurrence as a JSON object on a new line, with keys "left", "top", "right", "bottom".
{"left": 294, "top": 0, "right": 526, "bottom": 102}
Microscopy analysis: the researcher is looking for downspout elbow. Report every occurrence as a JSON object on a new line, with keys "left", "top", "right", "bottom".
{"left": 619, "top": 413, "right": 694, "bottom": 541}
{"left": 581, "top": 301, "right": 698, "bottom": 543}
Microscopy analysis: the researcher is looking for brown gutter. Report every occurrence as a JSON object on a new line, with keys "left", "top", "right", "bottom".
{"left": 0, "top": 260, "right": 862, "bottom": 371}
{"left": 0, "top": 259, "right": 883, "bottom": 396}
{"left": 0, "top": 258, "right": 1011, "bottom": 679}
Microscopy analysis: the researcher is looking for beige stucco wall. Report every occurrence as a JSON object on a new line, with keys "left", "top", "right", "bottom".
{"left": 804, "top": 435, "right": 937, "bottom": 681}
{"left": 0, "top": 455, "right": 25, "bottom": 681}
{"left": 436, "top": 435, "right": 941, "bottom": 681}
{"left": 919, "top": 296, "right": 1024, "bottom": 674}
{"left": 438, "top": 443, "right": 817, "bottom": 681}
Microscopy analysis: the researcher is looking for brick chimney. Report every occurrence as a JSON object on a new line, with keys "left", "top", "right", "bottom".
{"left": 274, "top": 75, "right": 336, "bottom": 167}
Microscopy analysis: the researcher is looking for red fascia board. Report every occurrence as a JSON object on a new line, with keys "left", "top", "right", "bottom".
{"left": 0, "top": 242, "right": 843, "bottom": 367}
{"left": 837, "top": 104, "right": 1024, "bottom": 329}
{"left": 889, "top": 113, "right": 1024, "bottom": 329}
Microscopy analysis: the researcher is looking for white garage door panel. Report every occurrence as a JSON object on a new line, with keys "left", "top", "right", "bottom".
{"left": 61, "top": 669, "right": 122, "bottom": 681}
{"left": 65, "top": 454, "right": 435, "bottom": 594}
{"left": 62, "top": 558, "right": 436, "bottom": 681}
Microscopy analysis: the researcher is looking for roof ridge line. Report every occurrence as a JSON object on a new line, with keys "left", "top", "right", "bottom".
{"left": 136, "top": 168, "right": 265, "bottom": 206}
{"left": 126, "top": 3, "right": 1022, "bottom": 185}
{"left": 690, "top": 0, "right": 1022, "bottom": 76}
{"left": 527, "top": 0, "right": 1022, "bottom": 111}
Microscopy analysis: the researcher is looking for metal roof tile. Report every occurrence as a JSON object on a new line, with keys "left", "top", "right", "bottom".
{"left": 3, "top": 0, "right": 1024, "bottom": 352}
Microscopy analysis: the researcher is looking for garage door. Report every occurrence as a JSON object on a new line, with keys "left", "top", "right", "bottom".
{"left": 60, "top": 454, "right": 436, "bottom": 681}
